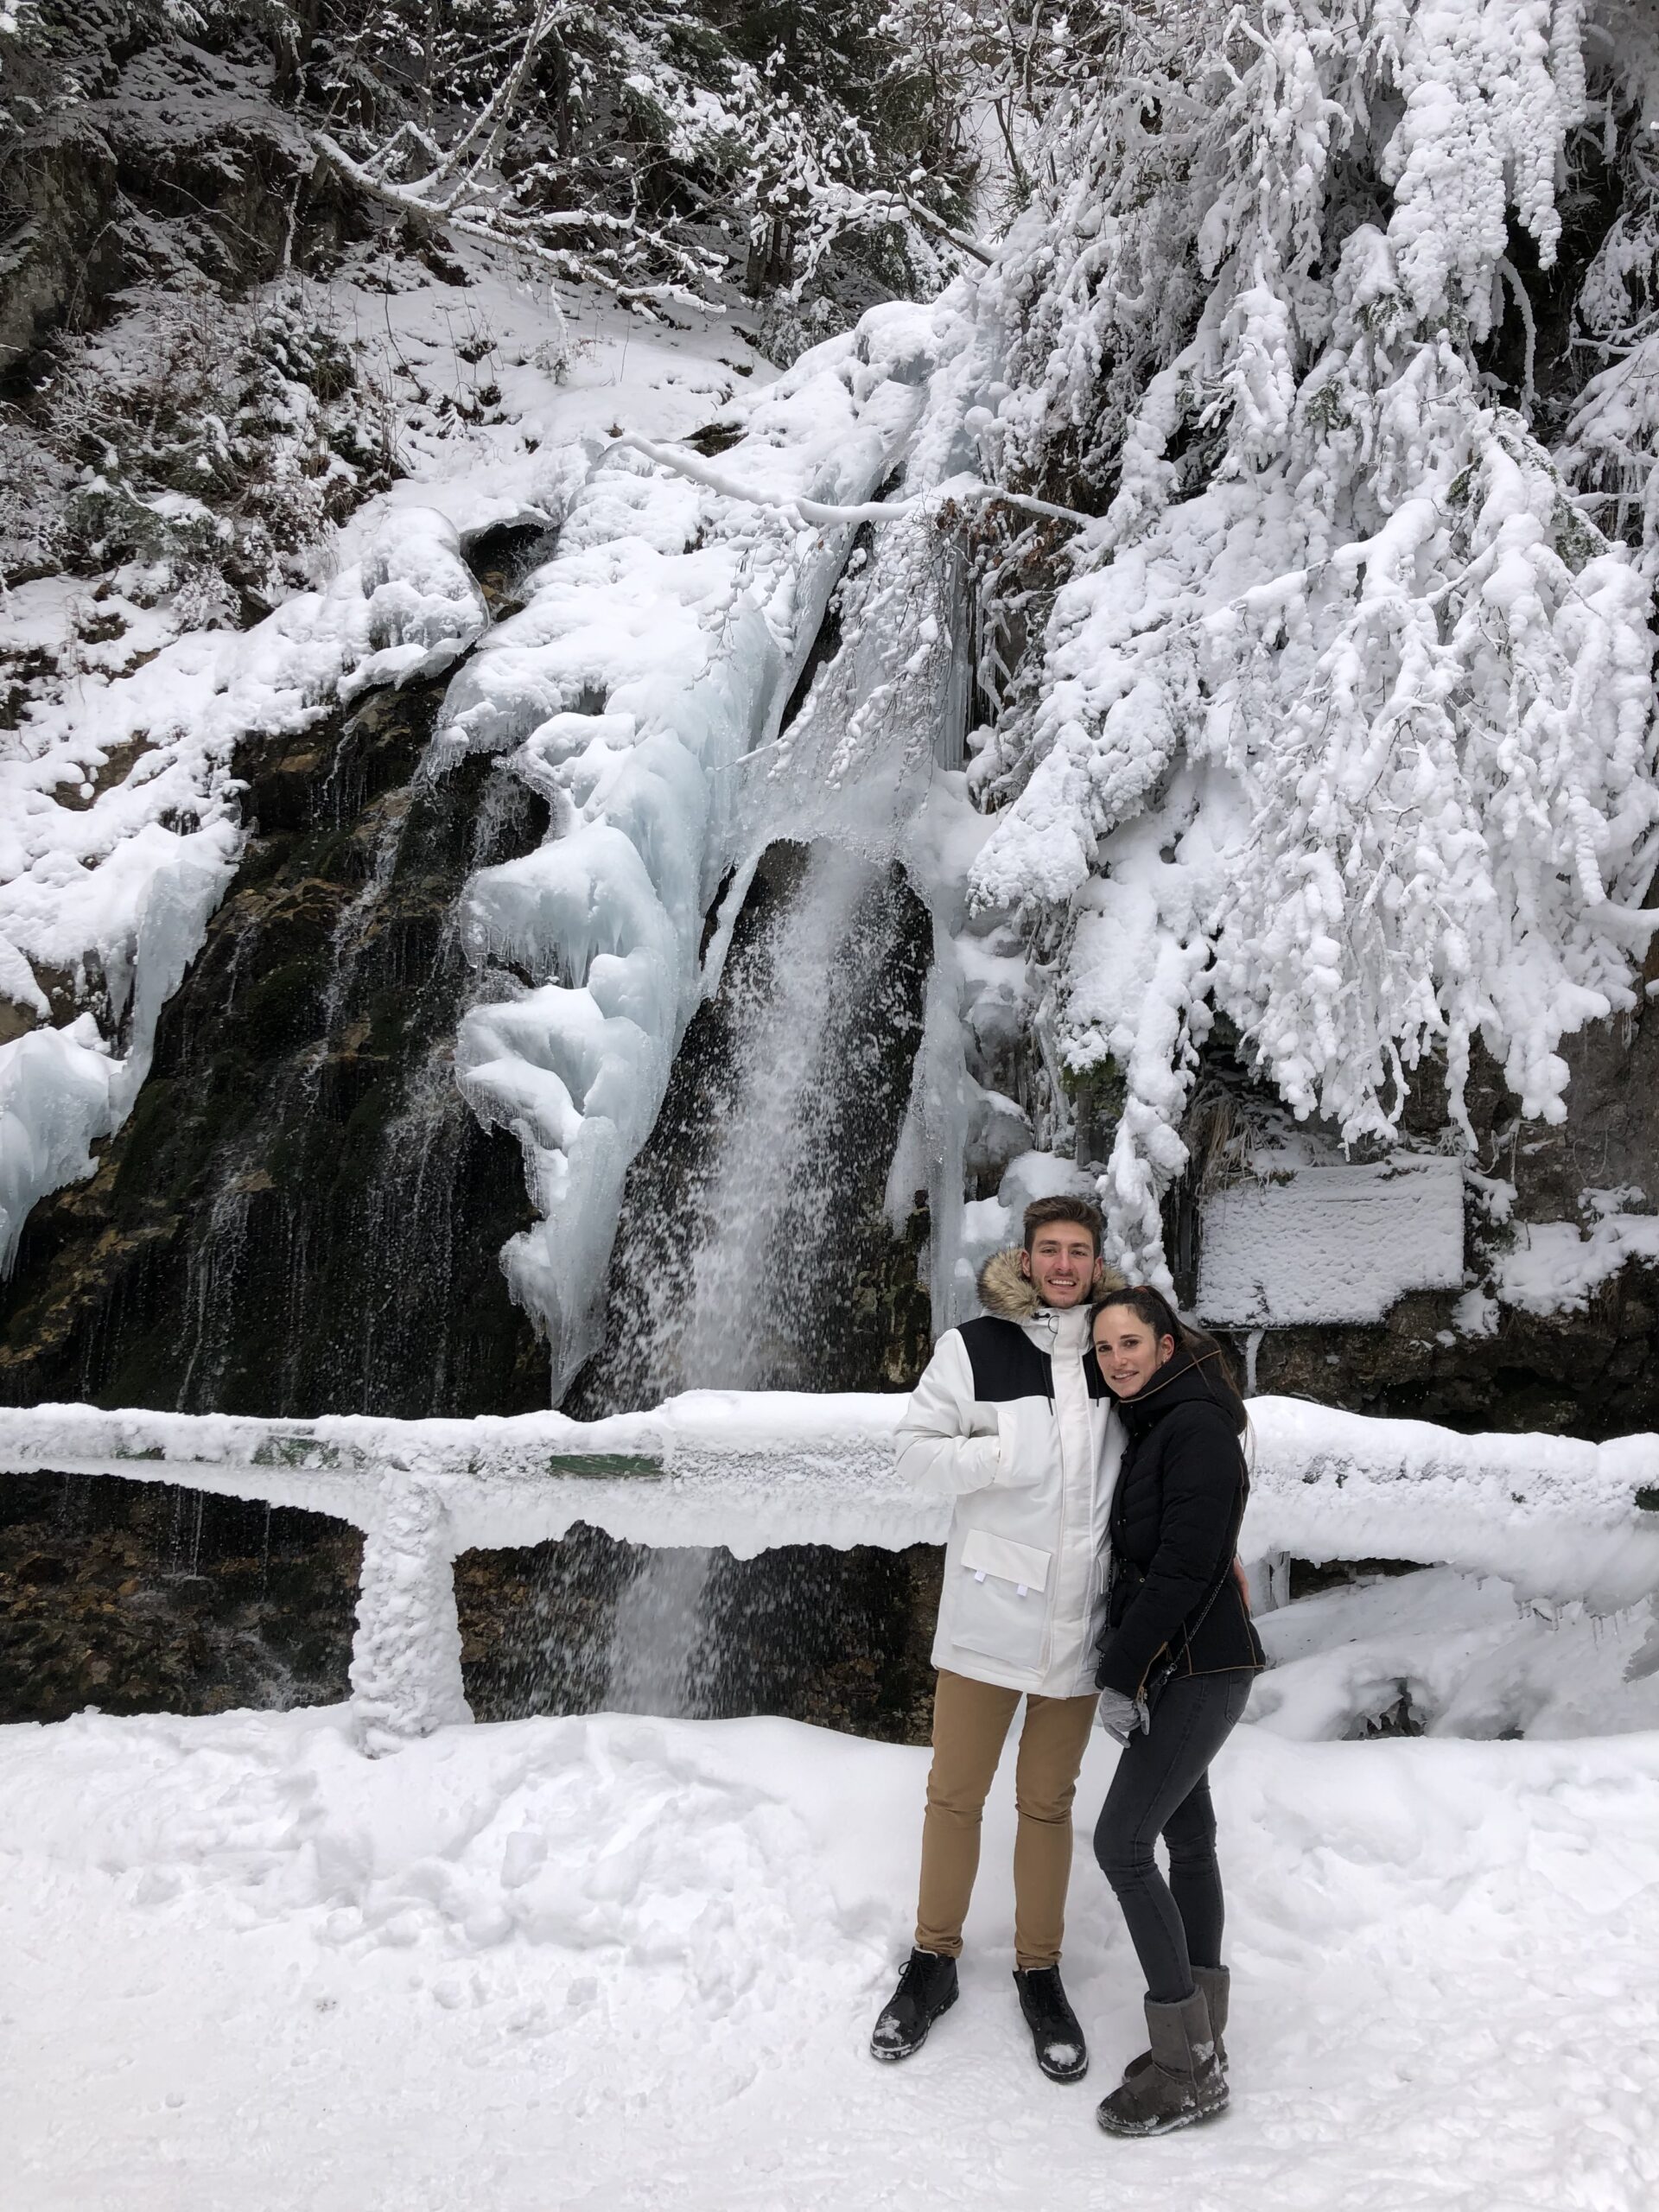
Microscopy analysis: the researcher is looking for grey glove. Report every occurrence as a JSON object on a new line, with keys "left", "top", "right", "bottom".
{"left": 1096, "top": 1688, "right": 1143, "bottom": 1745}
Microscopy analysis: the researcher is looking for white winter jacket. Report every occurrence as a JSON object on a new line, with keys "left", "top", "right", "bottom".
{"left": 897, "top": 1248, "right": 1124, "bottom": 1698}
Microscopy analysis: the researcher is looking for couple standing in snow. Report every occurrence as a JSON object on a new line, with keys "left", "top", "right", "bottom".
{"left": 870, "top": 1195, "right": 1264, "bottom": 2137}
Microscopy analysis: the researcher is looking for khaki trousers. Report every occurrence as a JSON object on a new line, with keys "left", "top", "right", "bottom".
{"left": 914, "top": 1668, "right": 1099, "bottom": 1973}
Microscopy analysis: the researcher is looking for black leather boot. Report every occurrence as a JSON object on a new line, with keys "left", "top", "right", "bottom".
{"left": 1014, "top": 1964, "right": 1090, "bottom": 2082}
{"left": 870, "top": 1948, "right": 958, "bottom": 2062}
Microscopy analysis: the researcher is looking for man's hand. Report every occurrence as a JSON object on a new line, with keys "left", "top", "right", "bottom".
{"left": 1231, "top": 1555, "right": 1251, "bottom": 1609}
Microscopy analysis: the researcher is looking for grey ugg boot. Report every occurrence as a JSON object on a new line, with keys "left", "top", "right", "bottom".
{"left": 1122, "top": 1964, "right": 1229, "bottom": 2081}
{"left": 1096, "top": 1988, "right": 1227, "bottom": 2137}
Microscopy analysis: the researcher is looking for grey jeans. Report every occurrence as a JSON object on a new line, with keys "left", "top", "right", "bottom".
{"left": 1091, "top": 1669, "right": 1254, "bottom": 2004}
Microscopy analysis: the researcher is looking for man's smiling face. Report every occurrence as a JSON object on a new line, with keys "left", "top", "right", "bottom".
{"left": 1020, "top": 1222, "right": 1102, "bottom": 1309}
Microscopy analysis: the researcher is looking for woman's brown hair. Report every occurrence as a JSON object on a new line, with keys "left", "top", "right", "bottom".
{"left": 1089, "top": 1285, "right": 1244, "bottom": 1407}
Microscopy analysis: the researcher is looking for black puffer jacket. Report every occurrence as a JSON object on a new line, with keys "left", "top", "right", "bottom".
{"left": 1094, "top": 1344, "right": 1266, "bottom": 1700}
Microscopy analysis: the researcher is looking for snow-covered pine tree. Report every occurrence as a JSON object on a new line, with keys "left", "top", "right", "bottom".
{"left": 944, "top": 0, "right": 1659, "bottom": 1283}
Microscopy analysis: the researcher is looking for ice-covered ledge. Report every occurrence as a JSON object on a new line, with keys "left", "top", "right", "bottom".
{"left": 3, "top": 1393, "right": 1657, "bottom": 1750}
{"left": 0, "top": 1393, "right": 911, "bottom": 1552}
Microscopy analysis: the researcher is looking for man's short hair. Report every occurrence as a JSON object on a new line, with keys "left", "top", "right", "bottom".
{"left": 1022, "top": 1194, "right": 1103, "bottom": 1255}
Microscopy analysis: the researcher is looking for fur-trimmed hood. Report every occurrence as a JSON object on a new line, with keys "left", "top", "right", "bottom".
{"left": 976, "top": 1245, "right": 1126, "bottom": 1323}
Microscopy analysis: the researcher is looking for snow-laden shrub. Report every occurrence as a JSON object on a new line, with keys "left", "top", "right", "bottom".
{"left": 43, "top": 286, "right": 396, "bottom": 619}
{"left": 1560, "top": 122, "right": 1659, "bottom": 570}
{"left": 305, "top": 0, "right": 986, "bottom": 319}
{"left": 931, "top": 0, "right": 1659, "bottom": 1281}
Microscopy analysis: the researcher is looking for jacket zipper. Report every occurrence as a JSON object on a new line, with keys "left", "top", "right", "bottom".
{"left": 1133, "top": 1640, "right": 1170, "bottom": 1700}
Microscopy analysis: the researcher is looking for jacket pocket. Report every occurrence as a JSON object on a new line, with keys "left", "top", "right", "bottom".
{"left": 950, "top": 1529, "right": 1052, "bottom": 1672}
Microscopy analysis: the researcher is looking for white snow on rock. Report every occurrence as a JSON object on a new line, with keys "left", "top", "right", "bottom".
{"left": 0, "top": 509, "right": 487, "bottom": 1272}
{"left": 1196, "top": 1158, "right": 1466, "bottom": 1325}
{"left": 3, "top": 1703, "right": 1657, "bottom": 2210}
{"left": 1491, "top": 1209, "right": 1659, "bottom": 1314}
{"left": 1251, "top": 1565, "right": 1659, "bottom": 1742}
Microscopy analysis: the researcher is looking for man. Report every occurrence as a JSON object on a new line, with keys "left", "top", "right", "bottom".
{"left": 870, "top": 1195, "right": 1124, "bottom": 2082}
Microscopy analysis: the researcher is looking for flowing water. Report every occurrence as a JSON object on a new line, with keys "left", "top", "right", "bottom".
{"left": 0, "top": 671, "right": 933, "bottom": 1724}
{"left": 591, "top": 840, "right": 924, "bottom": 1402}
{"left": 570, "top": 838, "right": 931, "bottom": 1718}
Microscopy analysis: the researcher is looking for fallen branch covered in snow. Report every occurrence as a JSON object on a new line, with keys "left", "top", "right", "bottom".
{"left": 310, "top": 135, "right": 724, "bottom": 321}
{"left": 608, "top": 431, "right": 1094, "bottom": 531}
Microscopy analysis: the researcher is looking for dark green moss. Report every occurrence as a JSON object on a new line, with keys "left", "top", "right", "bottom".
{"left": 238, "top": 956, "right": 327, "bottom": 1044}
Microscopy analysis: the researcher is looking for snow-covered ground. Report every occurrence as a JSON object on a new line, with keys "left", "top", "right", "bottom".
{"left": 4, "top": 1699, "right": 1656, "bottom": 2211}
{"left": 1251, "top": 1566, "right": 1659, "bottom": 1741}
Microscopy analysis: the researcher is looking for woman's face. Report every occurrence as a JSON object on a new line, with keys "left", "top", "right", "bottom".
{"left": 1092, "top": 1308, "right": 1177, "bottom": 1398}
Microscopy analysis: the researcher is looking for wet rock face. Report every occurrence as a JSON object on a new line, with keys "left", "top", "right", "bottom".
{"left": 569, "top": 842, "right": 936, "bottom": 1415}
{"left": 1230, "top": 1271, "right": 1659, "bottom": 1439}
{"left": 1504, "top": 998, "right": 1659, "bottom": 1230}
{"left": 0, "top": 1472, "right": 360, "bottom": 1723}
{"left": 693, "top": 1541, "right": 941, "bottom": 1744}
{"left": 456, "top": 1529, "right": 943, "bottom": 1745}
{"left": 0, "top": 1478, "right": 947, "bottom": 1742}
{"left": 0, "top": 677, "right": 552, "bottom": 1418}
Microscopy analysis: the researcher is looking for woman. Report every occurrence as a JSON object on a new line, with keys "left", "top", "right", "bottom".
{"left": 1088, "top": 1285, "right": 1265, "bottom": 2138}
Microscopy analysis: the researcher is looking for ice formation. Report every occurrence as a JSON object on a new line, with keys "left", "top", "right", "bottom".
{"left": 433, "top": 305, "right": 949, "bottom": 1386}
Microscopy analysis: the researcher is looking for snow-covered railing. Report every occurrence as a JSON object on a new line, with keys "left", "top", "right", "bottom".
{"left": 3, "top": 1394, "right": 1656, "bottom": 1752}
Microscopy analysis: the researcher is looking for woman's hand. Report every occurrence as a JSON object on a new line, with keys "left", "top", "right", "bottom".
{"left": 1096, "top": 1688, "right": 1142, "bottom": 1744}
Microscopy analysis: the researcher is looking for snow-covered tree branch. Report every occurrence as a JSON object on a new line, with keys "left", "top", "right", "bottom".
{"left": 305, "top": 0, "right": 993, "bottom": 321}
{"left": 924, "top": 0, "right": 1659, "bottom": 1282}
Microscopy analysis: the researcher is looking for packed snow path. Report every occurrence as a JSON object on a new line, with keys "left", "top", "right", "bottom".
{"left": 3, "top": 1705, "right": 1655, "bottom": 2211}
